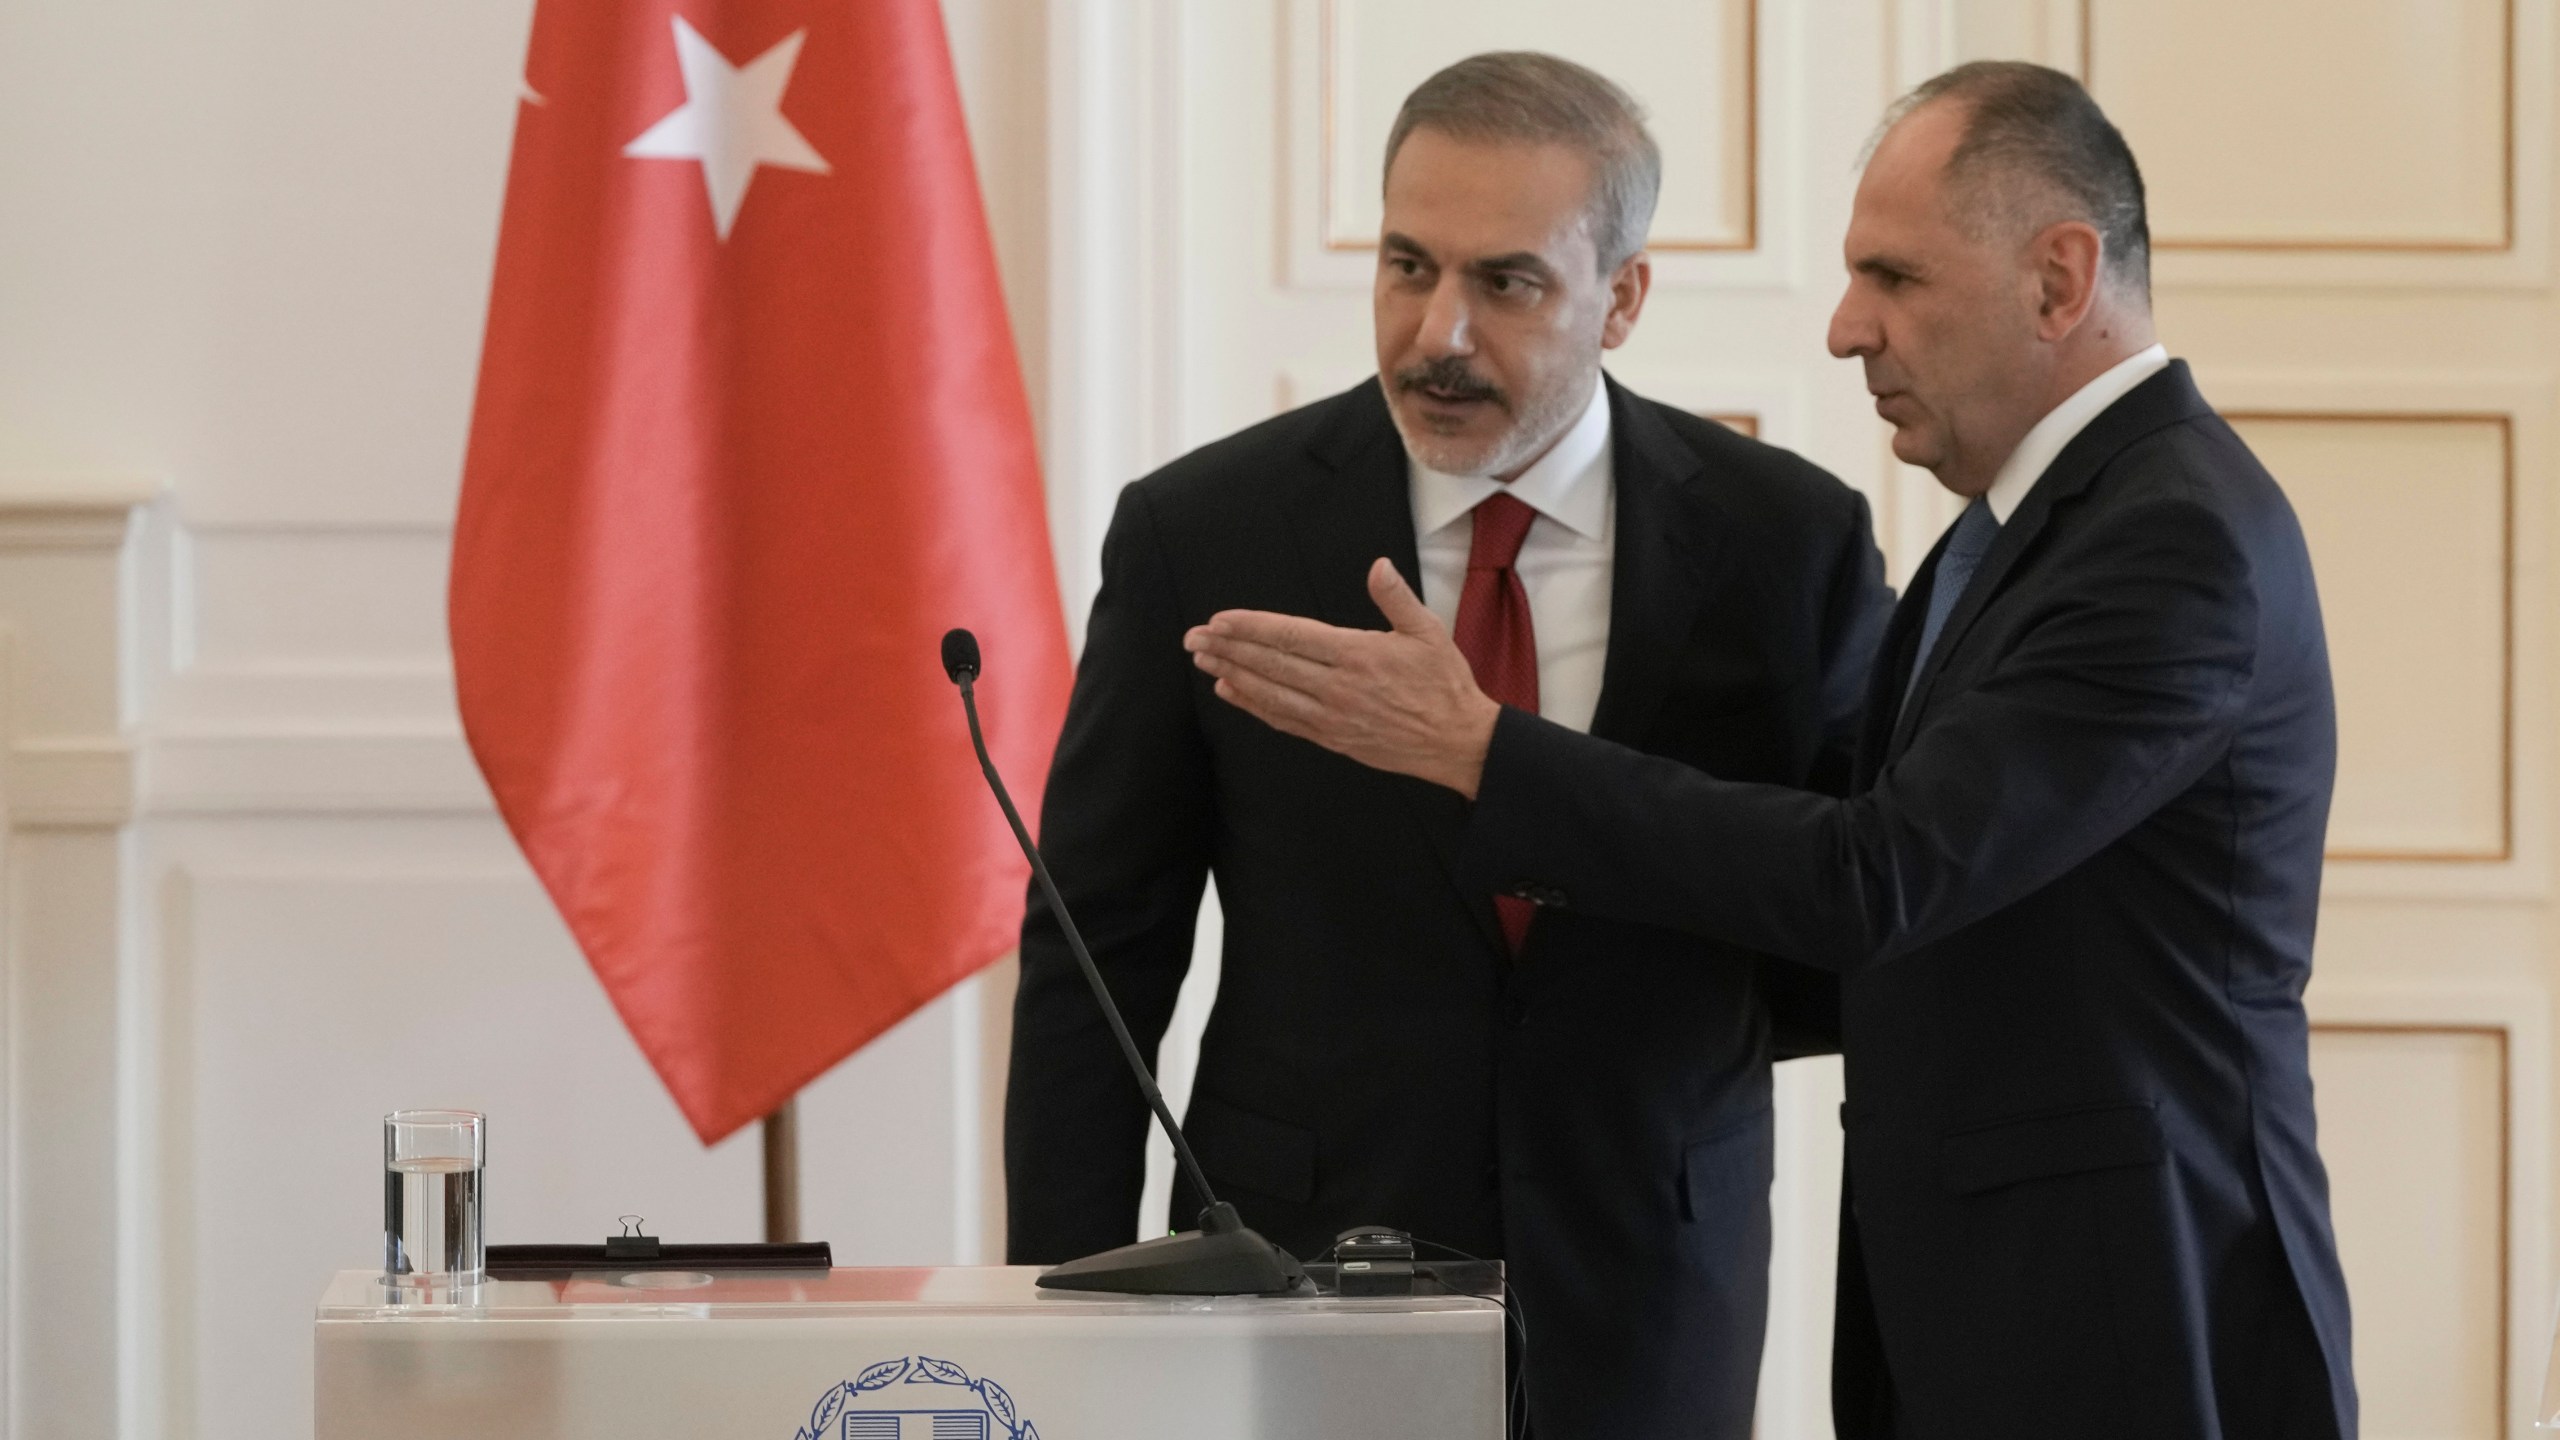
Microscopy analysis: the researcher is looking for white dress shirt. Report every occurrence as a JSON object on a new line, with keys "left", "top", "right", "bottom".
{"left": 1982, "top": 343, "right": 2170, "bottom": 522}
{"left": 1408, "top": 375, "right": 1614, "bottom": 734}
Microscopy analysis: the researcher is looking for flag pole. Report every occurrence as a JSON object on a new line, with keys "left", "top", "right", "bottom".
{"left": 762, "top": 1098, "right": 800, "bottom": 1243}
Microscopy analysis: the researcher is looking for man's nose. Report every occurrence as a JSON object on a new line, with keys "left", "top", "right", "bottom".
{"left": 1417, "top": 276, "right": 1473, "bottom": 356}
{"left": 1827, "top": 286, "right": 1878, "bottom": 360}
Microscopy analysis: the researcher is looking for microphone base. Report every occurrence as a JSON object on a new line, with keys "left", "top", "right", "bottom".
{"left": 1036, "top": 1205, "right": 1306, "bottom": 1297}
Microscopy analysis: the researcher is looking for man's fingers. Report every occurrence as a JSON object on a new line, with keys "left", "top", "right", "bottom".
{"left": 1212, "top": 677, "right": 1322, "bottom": 744}
{"left": 1191, "top": 608, "right": 1351, "bottom": 665}
{"left": 1197, "top": 651, "right": 1330, "bottom": 734}
{"left": 1189, "top": 630, "right": 1338, "bottom": 695}
{"left": 1367, "top": 557, "right": 1441, "bottom": 638}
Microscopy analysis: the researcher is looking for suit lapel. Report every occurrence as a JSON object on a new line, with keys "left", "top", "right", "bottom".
{"left": 1280, "top": 381, "right": 1504, "bottom": 953}
{"left": 1285, "top": 381, "right": 1423, "bottom": 629}
{"left": 1855, "top": 547, "right": 1936, "bottom": 787}
{"left": 1587, "top": 379, "right": 1721, "bottom": 746}
{"left": 1883, "top": 490, "right": 2060, "bottom": 757}
{"left": 1886, "top": 361, "right": 2219, "bottom": 760}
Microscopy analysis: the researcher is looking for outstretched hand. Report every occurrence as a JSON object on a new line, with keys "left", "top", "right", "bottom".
{"left": 1184, "top": 558, "right": 1499, "bottom": 799}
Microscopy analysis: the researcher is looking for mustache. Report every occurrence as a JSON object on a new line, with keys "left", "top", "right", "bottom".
{"left": 1394, "top": 358, "right": 1509, "bottom": 411}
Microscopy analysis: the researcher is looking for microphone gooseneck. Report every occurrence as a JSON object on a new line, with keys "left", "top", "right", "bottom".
{"left": 941, "top": 630, "right": 1483, "bottom": 1305}
{"left": 943, "top": 630, "right": 1228, "bottom": 1221}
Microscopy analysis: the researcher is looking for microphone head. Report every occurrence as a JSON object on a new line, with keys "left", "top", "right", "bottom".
{"left": 941, "top": 628, "right": 982, "bottom": 684}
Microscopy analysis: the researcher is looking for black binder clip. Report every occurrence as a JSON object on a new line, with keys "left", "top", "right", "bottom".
{"left": 604, "top": 1215, "right": 663, "bottom": 1261}
{"left": 1332, "top": 1227, "right": 1417, "bottom": 1296}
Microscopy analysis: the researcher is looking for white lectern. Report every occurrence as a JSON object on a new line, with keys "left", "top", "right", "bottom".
{"left": 316, "top": 1266, "right": 1504, "bottom": 1439}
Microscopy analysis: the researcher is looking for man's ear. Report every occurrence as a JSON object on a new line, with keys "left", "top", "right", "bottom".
{"left": 1600, "top": 251, "right": 1653, "bottom": 349}
{"left": 2032, "top": 220, "right": 2103, "bottom": 342}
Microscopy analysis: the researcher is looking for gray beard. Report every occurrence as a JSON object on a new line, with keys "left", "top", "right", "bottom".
{"left": 1392, "top": 361, "right": 1599, "bottom": 479}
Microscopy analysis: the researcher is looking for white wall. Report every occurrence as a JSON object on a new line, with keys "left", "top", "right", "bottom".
{"left": 0, "top": 2, "right": 1057, "bottom": 1437}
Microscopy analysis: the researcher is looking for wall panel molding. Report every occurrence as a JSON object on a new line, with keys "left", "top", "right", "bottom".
{"left": 2202, "top": 369, "right": 2551, "bottom": 904}
{"left": 0, "top": 474, "right": 162, "bottom": 548}
{"left": 10, "top": 738, "right": 137, "bottom": 829}
{"left": 1316, "top": 0, "right": 1759, "bottom": 253}
{"left": 2085, "top": 0, "right": 2516, "bottom": 255}
{"left": 125, "top": 506, "right": 488, "bottom": 816}
{"left": 2306, "top": 980, "right": 2549, "bottom": 1438}
{"left": 143, "top": 729, "right": 485, "bottom": 816}
{"left": 2310, "top": 1020, "right": 2510, "bottom": 1434}
{"left": 2225, "top": 410, "right": 2515, "bottom": 864}
{"left": 1918, "top": 0, "right": 2553, "bottom": 287}
{"left": 151, "top": 514, "right": 456, "bottom": 729}
{"left": 1284, "top": 0, "right": 1806, "bottom": 291}
{"left": 168, "top": 524, "right": 450, "bottom": 677}
{"left": 0, "top": 477, "right": 152, "bottom": 1439}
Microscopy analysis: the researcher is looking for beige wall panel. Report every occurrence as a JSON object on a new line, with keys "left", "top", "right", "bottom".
{"left": 2231, "top": 415, "right": 2509, "bottom": 860}
{"left": 1319, "top": 0, "right": 1755, "bottom": 250}
{"left": 1942, "top": 0, "right": 2082, "bottom": 73}
{"left": 2309, "top": 1026, "right": 2506, "bottom": 1436}
{"left": 2086, "top": 0, "right": 2511, "bottom": 249}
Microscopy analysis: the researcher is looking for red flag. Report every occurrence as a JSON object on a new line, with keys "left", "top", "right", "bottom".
{"left": 451, "top": 0, "right": 1070, "bottom": 1143}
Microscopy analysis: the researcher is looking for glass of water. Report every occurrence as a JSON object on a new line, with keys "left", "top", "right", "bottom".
{"left": 383, "top": 1109, "right": 484, "bottom": 1288}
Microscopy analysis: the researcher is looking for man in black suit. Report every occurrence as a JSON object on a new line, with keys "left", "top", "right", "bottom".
{"left": 1006, "top": 52, "right": 1892, "bottom": 1440}
{"left": 1189, "top": 63, "right": 2356, "bottom": 1439}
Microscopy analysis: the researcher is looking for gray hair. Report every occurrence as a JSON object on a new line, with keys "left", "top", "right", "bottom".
{"left": 1878, "top": 61, "right": 2151, "bottom": 299}
{"left": 1384, "top": 52, "right": 1662, "bottom": 273}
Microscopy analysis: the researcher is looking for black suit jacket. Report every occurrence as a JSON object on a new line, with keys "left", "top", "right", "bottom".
{"left": 1462, "top": 364, "right": 2356, "bottom": 1439}
{"left": 1006, "top": 376, "right": 1892, "bottom": 1440}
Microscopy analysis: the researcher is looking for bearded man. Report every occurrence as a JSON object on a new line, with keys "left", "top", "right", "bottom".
{"left": 1006, "top": 51, "right": 1892, "bottom": 1439}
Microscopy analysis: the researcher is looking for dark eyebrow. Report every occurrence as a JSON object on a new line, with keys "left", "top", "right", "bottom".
{"left": 1468, "top": 251, "right": 1560, "bottom": 283}
{"left": 1380, "top": 231, "right": 1433, "bottom": 262}
{"left": 1851, "top": 252, "right": 1925, "bottom": 279}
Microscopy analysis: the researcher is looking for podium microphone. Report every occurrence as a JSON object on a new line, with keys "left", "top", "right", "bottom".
{"left": 941, "top": 628, "right": 1304, "bottom": 1296}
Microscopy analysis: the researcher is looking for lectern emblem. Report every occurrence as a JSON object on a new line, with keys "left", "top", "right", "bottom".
{"left": 794, "top": 1356, "right": 1041, "bottom": 1440}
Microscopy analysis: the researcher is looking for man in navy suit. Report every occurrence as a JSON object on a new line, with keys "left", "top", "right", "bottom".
{"left": 1006, "top": 53, "right": 1891, "bottom": 1440}
{"left": 1188, "top": 62, "right": 2356, "bottom": 1439}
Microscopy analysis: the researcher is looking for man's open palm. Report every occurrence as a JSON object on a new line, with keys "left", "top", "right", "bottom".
{"left": 1185, "top": 558, "right": 1500, "bottom": 798}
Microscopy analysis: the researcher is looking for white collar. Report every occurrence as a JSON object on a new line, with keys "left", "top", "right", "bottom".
{"left": 1983, "top": 344, "right": 2170, "bottom": 523}
{"left": 1409, "top": 373, "right": 1613, "bottom": 541}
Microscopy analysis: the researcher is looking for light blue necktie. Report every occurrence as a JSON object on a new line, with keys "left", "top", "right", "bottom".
{"left": 1901, "top": 497, "right": 2000, "bottom": 715}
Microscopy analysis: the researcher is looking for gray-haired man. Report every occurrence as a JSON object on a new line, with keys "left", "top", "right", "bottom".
{"left": 1188, "top": 61, "right": 2357, "bottom": 1439}
{"left": 1006, "top": 52, "right": 1892, "bottom": 1438}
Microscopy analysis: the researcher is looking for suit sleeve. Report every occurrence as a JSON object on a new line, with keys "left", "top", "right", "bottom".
{"left": 1808, "top": 487, "right": 1896, "bottom": 797}
{"left": 1763, "top": 488, "right": 1894, "bottom": 1053}
{"left": 1005, "top": 484, "right": 1214, "bottom": 1262}
{"left": 1462, "top": 494, "right": 2257, "bottom": 975}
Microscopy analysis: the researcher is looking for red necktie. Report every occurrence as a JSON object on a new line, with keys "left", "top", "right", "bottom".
{"left": 1452, "top": 492, "right": 1540, "bottom": 953}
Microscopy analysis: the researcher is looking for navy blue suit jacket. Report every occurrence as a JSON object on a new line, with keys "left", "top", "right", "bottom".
{"left": 1462, "top": 364, "right": 2356, "bottom": 1439}
{"left": 1006, "top": 376, "right": 1892, "bottom": 1440}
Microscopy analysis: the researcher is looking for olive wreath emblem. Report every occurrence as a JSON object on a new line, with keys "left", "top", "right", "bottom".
{"left": 795, "top": 1355, "right": 1040, "bottom": 1440}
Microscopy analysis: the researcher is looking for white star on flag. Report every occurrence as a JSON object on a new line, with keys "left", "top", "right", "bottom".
{"left": 624, "top": 17, "right": 830, "bottom": 240}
